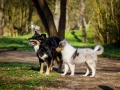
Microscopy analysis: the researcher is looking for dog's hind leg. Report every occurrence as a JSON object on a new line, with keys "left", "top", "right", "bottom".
{"left": 56, "top": 55, "right": 63, "bottom": 72}
{"left": 83, "top": 62, "right": 91, "bottom": 76}
{"left": 89, "top": 66, "right": 96, "bottom": 77}
{"left": 61, "top": 64, "right": 69, "bottom": 76}
{"left": 58, "top": 60, "right": 63, "bottom": 72}
{"left": 88, "top": 62, "right": 96, "bottom": 77}
{"left": 83, "top": 69, "right": 90, "bottom": 76}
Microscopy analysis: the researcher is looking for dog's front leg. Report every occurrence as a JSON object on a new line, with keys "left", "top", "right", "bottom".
{"left": 45, "top": 60, "right": 53, "bottom": 75}
{"left": 61, "top": 64, "right": 69, "bottom": 76}
{"left": 39, "top": 59, "right": 44, "bottom": 74}
{"left": 68, "top": 63, "right": 75, "bottom": 76}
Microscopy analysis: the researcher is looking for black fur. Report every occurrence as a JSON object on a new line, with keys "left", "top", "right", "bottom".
{"left": 28, "top": 31, "right": 62, "bottom": 74}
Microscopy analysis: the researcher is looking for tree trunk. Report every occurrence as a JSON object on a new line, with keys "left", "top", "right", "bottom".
{"left": 80, "top": 0, "right": 86, "bottom": 42}
{"left": 58, "top": 0, "right": 67, "bottom": 40}
{"left": 32, "top": 0, "right": 58, "bottom": 36}
{"left": 0, "top": 0, "right": 4, "bottom": 38}
{"left": 54, "top": 0, "right": 60, "bottom": 32}
{"left": 81, "top": 18, "right": 86, "bottom": 42}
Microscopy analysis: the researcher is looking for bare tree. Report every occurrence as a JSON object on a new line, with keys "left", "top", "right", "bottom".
{"left": 32, "top": 0, "right": 58, "bottom": 36}
{"left": 0, "top": 0, "right": 4, "bottom": 38}
{"left": 80, "top": 0, "right": 86, "bottom": 42}
{"left": 58, "top": 0, "right": 67, "bottom": 40}
{"left": 32, "top": 0, "right": 67, "bottom": 39}
{"left": 54, "top": 0, "right": 60, "bottom": 32}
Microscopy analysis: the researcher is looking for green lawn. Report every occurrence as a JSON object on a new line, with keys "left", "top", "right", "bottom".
{"left": 0, "top": 34, "right": 33, "bottom": 51}
{"left": 65, "top": 30, "right": 120, "bottom": 59}
{"left": 0, "top": 30, "right": 120, "bottom": 58}
{"left": 0, "top": 62, "right": 59, "bottom": 90}
{"left": 0, "top": 30, "right": 120, "bottom": 89}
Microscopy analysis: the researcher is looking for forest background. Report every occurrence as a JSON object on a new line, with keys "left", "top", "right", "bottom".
{"left": 0, "top": 0, "right": 120, "bottom": 45}
{"left": 0, "top": 1, "right": 120, "bottom": 89}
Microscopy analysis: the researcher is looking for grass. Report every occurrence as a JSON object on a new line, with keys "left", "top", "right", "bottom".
{"left": 0, "top": 30, "right": 120, "bottom": 58}
{"left": 0, "top": 62, "right": 59, "bottom": 90}
{"left": 0, "top": 34, "right": 33, "bottom": 51}
{"left": 65, "top": 30, "right": 120, "bottom": 59}
{"left": 0, "top": 30, "right": 120, "bottom": 89}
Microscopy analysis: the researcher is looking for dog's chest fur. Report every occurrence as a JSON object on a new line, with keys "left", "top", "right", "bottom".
{"left": 61, "top": 44, "right": 76, "bottom": 63}
{"left": 34, "top": 45, "right": 39, "bottom": 52}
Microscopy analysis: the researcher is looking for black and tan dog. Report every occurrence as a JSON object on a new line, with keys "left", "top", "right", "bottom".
{"left": 28, "top": 31, "right": 63, "bottom": 75}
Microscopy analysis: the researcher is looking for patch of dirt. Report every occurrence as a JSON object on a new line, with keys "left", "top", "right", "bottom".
{"left": 0, "top": 50, "right": 120, "bottom": 90}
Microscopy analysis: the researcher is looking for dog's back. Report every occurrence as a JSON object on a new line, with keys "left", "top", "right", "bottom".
{"left": 40, "top": 36, "right": 61, "bottom": 59}
{"left": 28, "top": 31, "right": 63, "bottom": 74}
{"left": 39, "top": 36, "right": 63, "bottom": 72}
{"left": 71, "top": 48, "right": 97, "bottom": 64}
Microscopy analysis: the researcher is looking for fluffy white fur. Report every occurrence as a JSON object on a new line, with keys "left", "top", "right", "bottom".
{"left": 60, "top": 40, "right": 104, "bottom": 77}
{"left": 29, "top": 39, "right": 40, "bottom": 52}
{"left": 34, "top": 45, "right": 39, "bottom": 52}
{"left": 38, "top": 53, "right": 48, "bottom": 61}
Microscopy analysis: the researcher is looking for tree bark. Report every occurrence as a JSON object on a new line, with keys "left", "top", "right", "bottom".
{"left": 54, "top": 0, "right": 60, "bottom": 32}
{"left": 58, "top": 0, "right": 67, "bottom": 40}
{"left": 32, "top": 0, "right": 58, "bottom": 36}
{"left": 80, "top": 0, "right": 86, "bottom": 42}
{"left": 0, "top": 0, "right": 4, "bottom": 38}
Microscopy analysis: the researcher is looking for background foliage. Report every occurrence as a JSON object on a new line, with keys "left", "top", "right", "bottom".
{"left": 0, "top": 0, "right": 120, "bottom": 44}
{"left": 0, "top": 30, "right": 120, "bottom": 59}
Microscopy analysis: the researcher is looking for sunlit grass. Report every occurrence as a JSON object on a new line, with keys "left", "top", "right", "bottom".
{"left": 0, "top": 30, "right": 120, "bottom": 58}
{"left": 0, "top": 62, "right": 60, "bottom": 90}
{"left": 0, "top": 30, "right": 120, "bottom": 89}
{"left": 0, "top": 35, "right": 33, "bottom": 51}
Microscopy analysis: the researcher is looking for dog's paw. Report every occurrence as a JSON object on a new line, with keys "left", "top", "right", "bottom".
{"left": 61, "top": 73, "right": 66, "bottom": 76}
{"left": 70, "top": 74, "right": 74, "bottom": 76}
{"left": 90, "top": 75, "right": 94, "bottom": 77}
{"left": 45, "top": 72, "right": 50, "bottom": 75}
{"left": 39, "top": 71, "right": 43, "bottom": 74}
{"left": 82, "top": 75, "right": 87, "bottom": 77}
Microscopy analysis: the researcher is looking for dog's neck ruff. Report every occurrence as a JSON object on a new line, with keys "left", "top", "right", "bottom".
{"left": 34, "top": 45, "right": 39, "bottom": 52}
{"left": 61, "top": 43, "right": 76, "bottom": 61}
{"left": 63, "top": 44, "right": 76, "bottom": 52}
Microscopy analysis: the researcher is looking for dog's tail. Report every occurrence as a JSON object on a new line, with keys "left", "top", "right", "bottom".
{"left": 94, "top": 45, "right": 104, "bottom": 55}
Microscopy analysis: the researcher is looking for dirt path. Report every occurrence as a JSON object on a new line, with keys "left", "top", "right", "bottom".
{"left": 0, "top": 50, "right": 120, "bottom": 90}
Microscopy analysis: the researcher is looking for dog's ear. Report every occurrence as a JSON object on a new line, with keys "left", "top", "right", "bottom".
{"left": 62, "top": 42, "right": 66, "bottom": 47}
{"left": 41, "top": 34, "right": 46, "bottom": 39}
{"left": 60, "top": 40, "right": 67, "bottom": 47}
{"left": 34, "top": 31, "right": 40, "bottom": 36}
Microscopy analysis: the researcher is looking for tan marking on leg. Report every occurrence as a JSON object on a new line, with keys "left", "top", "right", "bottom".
{"left": 56, "top": 56, "right": 60, "bottom": 62}
{"left": 40, "top": 62, "right": 44, "bottom": 74}
{"left": 45, "top": 60, "right": 53, "bottom": 75}
{"left": 55, "top": 56, "right": 63, "bottom": 72}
